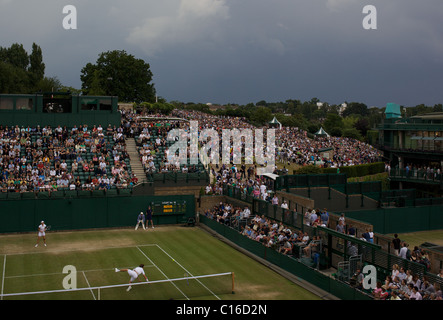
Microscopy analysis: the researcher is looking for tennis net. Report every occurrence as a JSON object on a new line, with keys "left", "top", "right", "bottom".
{"left": 1, "top": 272, "right": 235, "bottom": 300}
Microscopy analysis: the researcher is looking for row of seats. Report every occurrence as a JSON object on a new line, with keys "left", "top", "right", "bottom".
{"left": 0, "top": 187, "right": 133, "bottom": 200}
{"left": 135, "top": 133, "right": 208, "bottom": 180}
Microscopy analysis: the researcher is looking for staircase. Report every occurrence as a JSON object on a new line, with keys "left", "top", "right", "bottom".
{"left": 125, "top": 138, "right": 148, "bottom": 184}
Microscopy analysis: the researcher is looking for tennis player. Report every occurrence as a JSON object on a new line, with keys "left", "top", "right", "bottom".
{"left": 35, "top": 221, "right": 47, "bottom": 247}
{"left": 115, "top": 264, "right": 149, "bottom": 291}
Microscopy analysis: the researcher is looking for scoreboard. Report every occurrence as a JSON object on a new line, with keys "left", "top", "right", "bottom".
{"left": 151, "top": 199, "right": 187, "bottom": 215}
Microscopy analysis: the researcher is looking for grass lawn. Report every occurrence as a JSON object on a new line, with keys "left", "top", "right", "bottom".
{"left": 388, "top": 229, "right": 443, "bottom": 249}
{"left": 0, "top": 226, "right": 320, "bottom": 300}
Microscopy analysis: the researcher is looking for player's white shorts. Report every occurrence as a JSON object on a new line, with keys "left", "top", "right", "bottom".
{"left": 38, "top": 232, "right": 45, "bottom": 237}
{"left": 127, "top": 270, "right": 138, "bottom": 282}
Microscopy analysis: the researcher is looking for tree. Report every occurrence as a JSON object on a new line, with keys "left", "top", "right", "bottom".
{"left": 342, "top": 102, "right": 369, "bottom": 118}
{"left": 0, "top": 61, "right": 30, "bottom": 93}
{"left": 81, "top": 50, "right": 156, "bottom": 103}
{"left": 5, "top": 43, "right": 29, "bottom": 70}
{"left": 342, "top": 128, "right": 362, "bottom": 140}
{"left": 354, "top": 118, "right": 370, "bottom": 137}
{"left": 35, "top": 76, "right": 63, "bottom": 93}
{"left": 256, "top": 100, "right": 267, "bottom": 107}
{"left": 0, "top": 42, "right": 49, "bottom": 94}
{"left": 250, "top": 106, "right": 272, "bottom": 125}
{"left": 329, "top": 127, "right": 342, "bottom": 137}
{"left": 28, "top": 43, "right": 45, "bottom": 89}
{"left": 323, "top": 113, "right": 343, "bottom": 134}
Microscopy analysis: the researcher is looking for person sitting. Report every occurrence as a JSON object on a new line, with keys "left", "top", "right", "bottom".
{"left": 278, "top": 239, "right": 293, "bottom": 255}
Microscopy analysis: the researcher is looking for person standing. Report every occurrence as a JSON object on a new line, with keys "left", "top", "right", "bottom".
{"left": 399, "top": 242, "right": 409, "bottom": 259}
{"left": 335, "top": 219, "right": 345, "bottom": 249}
{"left": 392, "top": 234, "right": 402, "bottom": 256}
{"left": 115, "top": 264, "right": 149, "bottom": 292}
{"left": 271, "top": 194, "right": 279, "bottom": 206}
{"left": 145, "top": 205, "right": 154, "bottom": 229}
{"left": 320, "top": 209, "right": 329, "bottom": 227}
{"left": 35, "top": 221, "right": 47, "bottom": 247}
{"left": 362, "top": 228, "right": 371, "bottom": 242}
{"left": 135, "top": 212, "right": 145, "bottom": 230}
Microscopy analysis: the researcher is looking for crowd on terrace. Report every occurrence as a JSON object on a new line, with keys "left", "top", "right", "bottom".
{"left": 0, "top": 124, "right": 135, "bottom": 193}
{"left": 161, "top": 108, "right": 381, "bottom": 195}
{"left": 170, "top": 109, "right": 382, "bottom": 167}
{"left": 204, "top": 201, "right": 320, "bottom": 259}
{"left": 0, "top": 107, "right": 383, "bottom": 195}
{"left": 366, "top": 263, "right": 443, "bottom": 300}
{"left": 204, "top": 199, "right": 443, "bottom": 300}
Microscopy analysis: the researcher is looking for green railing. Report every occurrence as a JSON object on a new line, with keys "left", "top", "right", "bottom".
{"left": 199, "top": 214, "right": 373, "bottom": 300}
{"left": 389, "top": 167, "right": 443, "bottom": 185}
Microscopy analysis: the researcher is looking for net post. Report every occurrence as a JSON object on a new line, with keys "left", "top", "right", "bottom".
{"left": 231, "top": 272, "right": 235, "bottom": 294}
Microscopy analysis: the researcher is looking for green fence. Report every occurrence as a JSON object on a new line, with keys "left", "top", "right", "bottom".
{"left": 199, "top": 214, "right": 372, "bottom": 300}
{"left": 149, "top": 172, "right": 209, "bottom": 185}
{"left": 0, "top": 194, "right": 195, "bottom": 233}
{"left": 390, "top": 167, "right": 443, "bottom": 185}
{"left": 343, "top": 205, "right": 443, "bottom": 234}
{"left": 276, "top": 174, "right": 348, "bottom": 191}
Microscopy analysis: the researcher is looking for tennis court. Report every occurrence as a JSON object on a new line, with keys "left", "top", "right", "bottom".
{"left": 1, "top": 243, "right": 235, "bottom": 300}
{"left": 0, "top": 227, "right": 320, "bottom": 300}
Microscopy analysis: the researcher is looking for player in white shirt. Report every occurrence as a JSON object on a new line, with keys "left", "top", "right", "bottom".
{"left": 115, "top": 264, "right": 149, "bottom": 291}
{"left": 35, "top": 221, "right": 47, "bottom": 247}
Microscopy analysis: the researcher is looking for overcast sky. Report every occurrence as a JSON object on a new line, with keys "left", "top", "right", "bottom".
{"left": 1, "top": 0, "right": 443, "bottom": 107}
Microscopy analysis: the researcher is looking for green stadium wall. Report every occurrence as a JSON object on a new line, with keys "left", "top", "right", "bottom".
{"left": 0, "top": 195, "right": 195, "bottom": 233}
{"left": 199, "top": 214, "right": 372, "bottom": 300}
{"left": 343, "top": 205, "right": 443, "bottom": 234}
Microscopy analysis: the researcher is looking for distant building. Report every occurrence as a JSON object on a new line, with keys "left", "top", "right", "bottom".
{"left": 0, "top": 92, "right": 120, "bottom": 127}
{"left": 338, "top": 103, "right": 347, "bottom": 116}
{"left": 377, "top": 108, "right": 443, "bottom": 197}
{"left": 385, "top": 103, "right": 401, "bottom": 119}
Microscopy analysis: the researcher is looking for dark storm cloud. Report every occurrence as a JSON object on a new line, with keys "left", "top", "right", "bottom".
{"left": 0, "top": 0, "right": 442, "bottom": 107}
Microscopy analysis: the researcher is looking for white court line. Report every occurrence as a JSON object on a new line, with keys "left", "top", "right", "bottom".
{"left": 4, "top": 266, "right": 155, "bottom": 280}
{"left": 154, "top": 244, "right": 221, "bottom": 300}
{"left": 5, "top": 243, "right": 159, "bottom": 256}
{"left": 2, "top": 244, "right": 224, "bottom": 300}
{"left": 1, "top": 245, "right": 158, "bottom": 297}
{"left": 82, "top": 271, "right": 96, "bottom": 300}
{"left": 136, "top": 246, "right": 190, "bottom": 300}
{"left": 1, "top": 255, "right": 5, "bottom": 300}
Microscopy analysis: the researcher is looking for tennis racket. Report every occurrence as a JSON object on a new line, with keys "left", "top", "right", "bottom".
{"left": 46, "top": 225, "right": 51, "bottom": 231}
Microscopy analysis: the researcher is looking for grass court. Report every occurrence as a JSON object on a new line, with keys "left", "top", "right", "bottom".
{"left": 0, "top": 226, "right": 320, "bottom": 300}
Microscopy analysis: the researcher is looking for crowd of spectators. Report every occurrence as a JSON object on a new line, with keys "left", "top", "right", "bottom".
{"left": 170, "top": 108, "right": 382, "bottom": 168}
{"left": 388, "top": 162, "right": 443, "bottom": 181}
{"left": 204, "top": 201, "right": 321, "bottom": 260}
{"left": 349, "top": 263, "right": 443, "bottom": 300}
{"left": 0, "top": 123, "right": 135, "bottom": 194}
{"left": 119, "top": 108, "right": 383, "bottom": 188}
{"left": 1, "top": 107, "right": 382, "bottom": 192}
{"left": 396, "top": 240, "right": 432, "bottom": 271}
{"left": 121, "top": 110, "right": 209, "bottom": 175}
{"left": 277, "top": 127, "right": 382, "bottom": 168}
